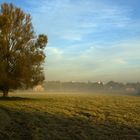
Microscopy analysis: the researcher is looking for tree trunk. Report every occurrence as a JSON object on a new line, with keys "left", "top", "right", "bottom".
{"left": 3, "top": 90, "right": 9, "bottom": 97}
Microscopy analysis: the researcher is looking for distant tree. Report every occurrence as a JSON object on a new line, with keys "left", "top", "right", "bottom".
{"left": 106, "top": 81, "right": 124, "bottom": 90}
{"left": 0, "top": 3, "right": 48, "bottom": 97}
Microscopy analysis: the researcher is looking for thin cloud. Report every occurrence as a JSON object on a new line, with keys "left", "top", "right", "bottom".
{"left": 27, "top": 0, "right": 134, "bottom": 41}
{"left": 45, "top": 39, "right": 140, "bottom": 81}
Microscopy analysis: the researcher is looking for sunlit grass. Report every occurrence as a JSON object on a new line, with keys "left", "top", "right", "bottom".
{"left": 0, "top": 92, "right": 140, "bottom": 140}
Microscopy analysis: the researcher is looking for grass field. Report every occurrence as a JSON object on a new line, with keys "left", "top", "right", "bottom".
{"left": 0, "top": 91, "right": 140, "bottom": 140}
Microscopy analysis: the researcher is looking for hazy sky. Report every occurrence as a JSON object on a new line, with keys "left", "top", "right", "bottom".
{"left": 1, "top": 0, "right": 140, "bottom": 82}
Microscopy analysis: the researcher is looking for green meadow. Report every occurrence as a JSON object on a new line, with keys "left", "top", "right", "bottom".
{"left": 0, "top": 92, "right": 140, "bottom": 140}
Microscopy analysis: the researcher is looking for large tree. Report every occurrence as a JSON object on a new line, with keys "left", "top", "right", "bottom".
{"left": 0, "top": 3, "right": 48, "bottom": 97}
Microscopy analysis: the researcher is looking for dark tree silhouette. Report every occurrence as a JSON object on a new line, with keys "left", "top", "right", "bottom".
{"left": 0, "top": 3, "right": 48, "bottom": 97}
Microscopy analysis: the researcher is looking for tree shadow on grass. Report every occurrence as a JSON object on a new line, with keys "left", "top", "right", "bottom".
{"left": 0, "top": 106, "right": 140, "bottom": 140}
{"left": 0, "top": 96, "right": 35, "bottom": 101}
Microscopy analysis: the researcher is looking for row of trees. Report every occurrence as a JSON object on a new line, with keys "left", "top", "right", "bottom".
{"left": 44, "top": 81, "right": 140, "bottom": 94}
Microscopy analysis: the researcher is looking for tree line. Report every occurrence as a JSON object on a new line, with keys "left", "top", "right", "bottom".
{"left": 44, "top": 81, "right": 140, "bottom": 94}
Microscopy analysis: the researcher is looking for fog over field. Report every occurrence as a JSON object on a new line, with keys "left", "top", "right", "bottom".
{"left": 0, "top": 0, "right": 140, "bottom": 140}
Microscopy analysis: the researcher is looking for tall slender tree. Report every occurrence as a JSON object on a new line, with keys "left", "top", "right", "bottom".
{"left": 0, "top": 3, "right": 48, "bottom": 97}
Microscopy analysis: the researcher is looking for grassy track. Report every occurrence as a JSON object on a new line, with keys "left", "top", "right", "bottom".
{"left": 0, "top": 92, "right": 140, "bottom": 140}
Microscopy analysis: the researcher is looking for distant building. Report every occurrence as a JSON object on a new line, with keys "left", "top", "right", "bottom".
{"left": 126, "top": 88, "right": 136, "bottom": 92}
{"left": 33, "top": 84, "right": 44, "bottom": 91}
{"left": 97, "top": 81, "right": 104, "bottom": 85}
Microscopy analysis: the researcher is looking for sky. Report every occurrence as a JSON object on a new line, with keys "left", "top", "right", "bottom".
{"left": 1, "top": 0, "right": 140, "bottom": 82}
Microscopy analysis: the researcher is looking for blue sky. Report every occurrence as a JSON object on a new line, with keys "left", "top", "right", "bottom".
{"left": 1, "top": 0, "right": 140, "bottom": 82}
